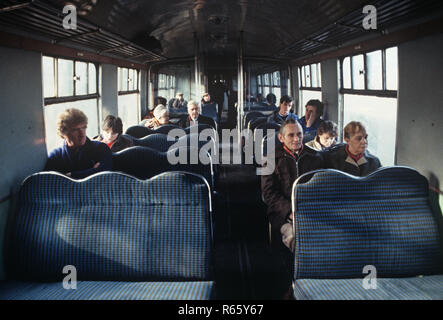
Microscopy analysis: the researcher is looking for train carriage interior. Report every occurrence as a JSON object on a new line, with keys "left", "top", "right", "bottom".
{"left": 0, "top": 0, "right": 442, "bottom": 301}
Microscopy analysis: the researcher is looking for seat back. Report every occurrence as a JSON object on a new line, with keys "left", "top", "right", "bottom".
{"left": 201, "top": 103, "right": 218, "bottom": 124}
{"left": 112, "top": 146, "right": 214, "bottom": 189}
{"left": 292, "top": 167, "right": 443, "bottom": 280}
{"left": 244, "top": 111, "right": 265, "bottom": 128}
{"left": 125, "top": 124, "right": 181, "bottom": 139}
{"left": 6, "top": 171, "right": 212, "bottom": 282}
{"left": 125, "top": 125, "right": 153, "bottom": 138}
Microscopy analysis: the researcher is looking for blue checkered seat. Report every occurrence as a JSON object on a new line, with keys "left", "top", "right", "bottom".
{"left": 112, "top": 146, "right": 214, "bottom": 191}
{"left": 292, "top": 167, "right": 443, "bottom": 300}
{"left": 0, "top": 171, "right": 214, "bottom": 300}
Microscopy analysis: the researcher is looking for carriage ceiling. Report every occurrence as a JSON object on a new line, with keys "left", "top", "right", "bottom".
{"left": 1, "top": 0, "right": 443, "bottom": 64}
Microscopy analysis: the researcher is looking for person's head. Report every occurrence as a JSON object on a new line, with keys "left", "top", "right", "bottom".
{"left": 344, "top": 121, "right": 368, "bottom": 155}
{"left": 57, "top": 108, "right": 88, "bottom": 148}
{"left": 176, "top": 92, "right": 184, "bottom": 101}
{"left": 153, "top": 104, "right": 170, "bottom": 125}
{"left": 187, "top": 100, "right": 200, "bottom": 120}
{"left": 278, "top": 119, "right": 303, "bottom": 153}
{"left": 279, "top": 95, "right": 294, "bottom": 115}
{"left": 305, "top": 100, "right": 324, "bottom": 122}
{"left": 101, "top": 115, "right": 123, "bottom": 144}
{"left": 154, "top": 96, "right": 167, "bottom": 106}
{"left": 316, "top": 120, "right": 338, "bottom": 148}
{"left": 202, "top": 93, "right": 211, "bottom": 103}
{"left": 266, "top": 93, "right": 277, "bottom": 106}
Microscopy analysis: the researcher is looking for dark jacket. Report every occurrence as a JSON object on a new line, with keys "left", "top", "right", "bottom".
{"left": 261, "top": 144, "right": 324, "bottom": 233}
{"left": 177, "top": 114, "right": 216, "bottom": 129}
{"left": 97, "top": 134, "right": 134, "bottom": 153}
{"left": 44, "top": 138, "right": 113, "bottom": 179}
{"left": 267, "top": 109, "right": 299, "bottom": 125}
{"left": 323, "top": 144, "right": 382, "bottom": 177}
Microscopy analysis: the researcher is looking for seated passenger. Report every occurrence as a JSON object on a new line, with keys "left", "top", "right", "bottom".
{"left": 324, "top": 121, "right": 381, "bottom": 177}
{"left": 168, "top": 92, "right": 188, "bottom": 109}
{"left": 177, "top": 100, "right": 215, "bottom": 129}
{"left": 305, "top": 120, "right": 338, "bottom": 151}
{"left": 266, "top": 93, "right": 277, "bottom": 109}
{"left": 144, "top": 104, "right": 170, "bottom": 129}
{"left": 298, "top": 99, "right": 324, "bottom": 143}
{"left": 44, "top": 108, "right": 112, "bottom": 179}
{"left": 267, "top": 95, "right": 299, "bottom": 125}
{"left": 261, "top": 120, "right": 323, "bottom": 252}
{"left": 95, "top": 115, "right": 134, "bottom": 153}
{"left": 201, "top": 92, "right": 215, "bottom": 106}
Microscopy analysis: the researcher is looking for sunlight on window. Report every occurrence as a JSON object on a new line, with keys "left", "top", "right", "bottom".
{"left": 300, "top": 90, "right": 322, "bottom": 116}
{"left": 118, "top": 93, "right": 140, "bottom": 130}
{"left": 343, "top": 94, "right": 398, "bottom": 166}
{"left": 44, "top": 99, "right": 99, "bottom": 154}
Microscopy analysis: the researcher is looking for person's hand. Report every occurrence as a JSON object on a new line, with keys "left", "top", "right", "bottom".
{"left": 145, "top": 119, "right": 155, "bottom": 128}
{"left": 93, "top": 162, "right": 100, "bottom": 169}
{"left": 289, "top": 212, "right": 294, "bottom": 221}
{"left": 307, "top": 114, "right": 316, "bottom": 127}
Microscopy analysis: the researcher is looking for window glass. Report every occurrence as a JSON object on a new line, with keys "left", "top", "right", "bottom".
{"left": 386, "top": 47, "right": 398, "bottom": 91}
{"left": 121, "top": 68, "right": 128, "bottom": 92}
{"left": 42, "top": 56, "right": 55, "bottom": 98}
{"left": 343, "top": 94, "right": 398, "bottom": 166}
{"left": 343, "top": 57, "right": 351, "bottom": 89}
{"left": 300, "top": 90, "right": 322, "bottom": 117}
{"left": 299, "top": 68, "right": 305, "bottom": 87}
{"left": 273, "top": 71, "right": 281, "bottom": 86}
{"left": 304, "top": 65, "right": 311, "bottom": 87}
{"left": 75, "top": 61, "right": 88, "bottom": 95}
{"left": 88, "top": 63, "right": 97, "bottom": 94}
{"left": 118, "top": 93, "right": 139, "bottom": 130}
{"left": 352, "top": 54, "right": 365, "bottom": 90}
{"left": 44, "top": 98, "right": 99, "bottom": 154}
{"left": 366, "top": 50, "right": 383, "bottom": 90}
{"left": 263, "top": 74, "right": 270, "bottom": 86}
{"left": 318, "top": 63, "right": 322, "bottom": 87}
{"left": 311, "top": 64, "right": 318, "bottom": 88}
{"left": 58, "top": 59, "right": 74, "bottom": 97}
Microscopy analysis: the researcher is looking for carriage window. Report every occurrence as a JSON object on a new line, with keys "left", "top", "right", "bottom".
{"left": 386, "top": 47, "right": 398, "bottom": 91}
{"left": 42, "top": 56, "right": 100, "bottom": 153}
{"left": 118, "top": 67, "right": 140, "bottom": 130}
{"left": 157, "top": 73, "right": 176, "bottom": 101}
{"left": 340, "top": 46, "right": 399, "bottom": 166}
{"left": 343, "top": 95, "right": 397, "bottom": 166}
{"left": 58, "top": 59, "right": 74, "bottom": 97}
{"left": 299, "top": 63, "right": 322, "bottom": 116}
{"left": 341, "top": 47, "right": 398, "bottom": 92}
{"left": 75, "top": 61, "right": 88, "bottom": 96}
{"left": 366, "top": 50, "right": 383, "bottom": 90}
{"left": 42, "top": 56, "right": 55, "bottom": 98}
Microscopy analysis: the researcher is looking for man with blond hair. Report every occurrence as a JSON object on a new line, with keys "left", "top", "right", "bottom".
{"left": 44, "top": 108, "right": 112, "bottom": 179}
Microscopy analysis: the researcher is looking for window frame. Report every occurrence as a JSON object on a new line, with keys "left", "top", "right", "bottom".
{"left": 339, "top": 47, "right": 398, "bottom": 98}
{"left": 118, "top": 67, "right": 140, "bottom": 96}
{"left": 43, "top": 55, "right": 99, "bottom": 106}
{"left": 299, "top": 63, "right": 322, "bottom": 92}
